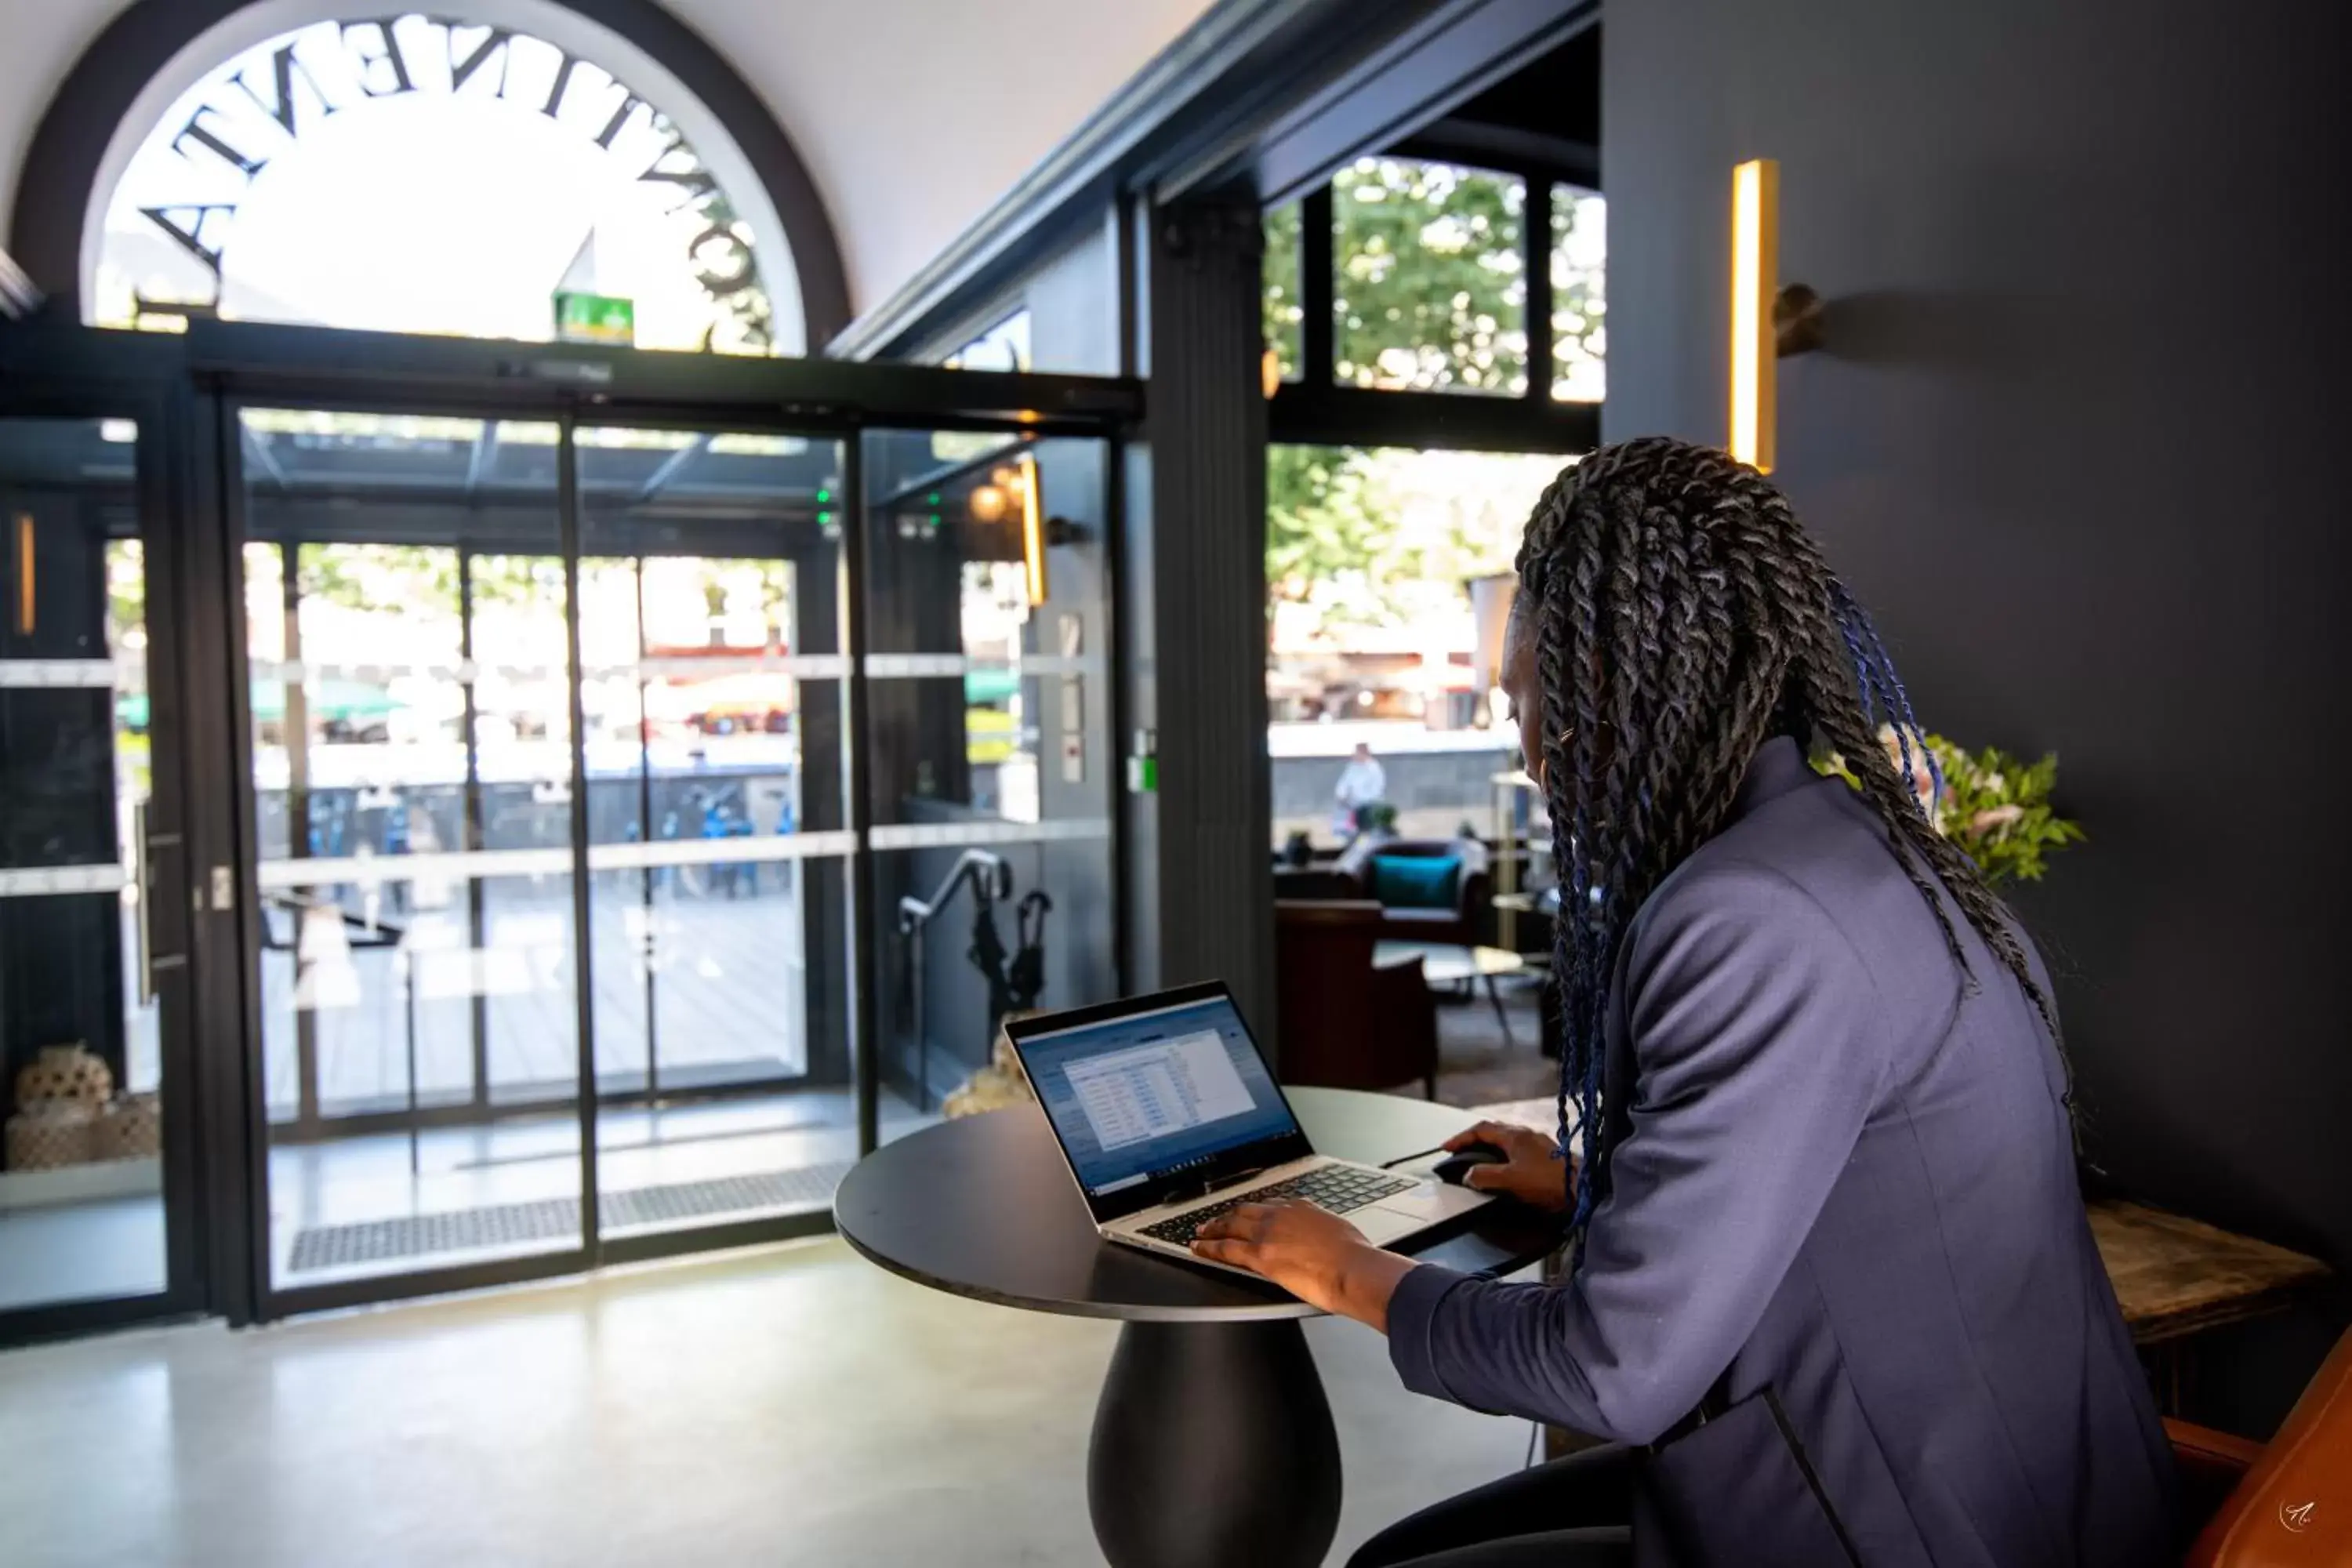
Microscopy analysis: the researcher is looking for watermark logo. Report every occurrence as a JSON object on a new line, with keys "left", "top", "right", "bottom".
{"left": 2279, "top": 1500, "right": 2316, "bottom": 1534}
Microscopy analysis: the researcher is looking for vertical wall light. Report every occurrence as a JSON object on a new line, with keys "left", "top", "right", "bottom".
{"left": 1729, "top": 158, "right": 1780, "bottom": 474}
{"left": 1019, "top": 452, "right": 1049, "bottom": 607}
{"left": 13, "top": 513, "right": 33, "bottom": 636}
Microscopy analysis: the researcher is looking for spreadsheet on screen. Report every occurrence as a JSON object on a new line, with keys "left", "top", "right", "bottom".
{"left": 1019, "top": 997, "right": 1297, "bottom": 1195}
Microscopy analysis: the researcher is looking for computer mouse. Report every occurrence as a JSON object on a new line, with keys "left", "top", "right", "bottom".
{"left": 1432, "top": 1142, "right": 1508, "bottom": 1187}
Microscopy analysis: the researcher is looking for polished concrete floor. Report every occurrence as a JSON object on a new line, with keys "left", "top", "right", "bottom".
{"left": 0, "top": 1236, "right": 1537, "bottom": 1567}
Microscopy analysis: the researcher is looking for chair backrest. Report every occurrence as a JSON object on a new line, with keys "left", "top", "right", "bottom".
{"left": 2189, "top": 1327, "right": 2352, "bottom": 1566}
{"left": 1273, "top": 866, "right": 1360, "bottom": 902}
{"left": 1273, "top": 900, "right": 1434, "bottom": 1093}
{"left": 1367, "top": 837, "right": 1492, "bottom": 921}
{"left": 1377, "top": 837, "right": 1490, "bottom": 872}
{"left": 1274, "top": 899, "right": 1382, "bottom": 975}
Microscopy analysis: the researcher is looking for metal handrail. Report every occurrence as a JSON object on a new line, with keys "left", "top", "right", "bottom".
{"left": 897, "top": 849, "right": 1011, "bottom": 935}
{"left": 895, "top": 849, "right": 1013, "bottom": 1110}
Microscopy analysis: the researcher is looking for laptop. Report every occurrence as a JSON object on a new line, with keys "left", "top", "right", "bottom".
{"left": 1004, "top": 981, "right": 1491, "bottom": 1276}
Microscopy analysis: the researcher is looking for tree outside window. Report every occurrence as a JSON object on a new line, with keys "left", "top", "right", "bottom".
{"left": 1334, "top": 159, "right": 1526, "bottom": 396}
{"left": 1552, "top": 187, "right": 1606, "bottom": 402}
{"left": 1261, "top": 162, "right": 1604, "bottom": 402}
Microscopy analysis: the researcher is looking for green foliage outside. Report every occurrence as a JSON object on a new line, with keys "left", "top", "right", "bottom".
{"left": 1265, "top": 444, "right": 1419, "bottom": 626}
{"left": 296, "top": 544, "right": 557, "bottom": 612}
{"left": 1334, "top": 159, "right": 1526, "bottom": 394}
{"left": 285, "top": 545, "right": 789, "bottom": 629}
{"left": 1262, "top": 160, "right": 1606, "bottom": 633}
{"left": 1265, "top": 445, "right": 1563, "bottom": 637}
{"left": 1815, "top": 729, "right": 2087, "bottom": 886}
{"left": 1263, "top": 201, "right": 1305, "bottom": 380}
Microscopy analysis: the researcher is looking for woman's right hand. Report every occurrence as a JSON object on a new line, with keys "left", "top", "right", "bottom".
{"left": 1445, "top": 1120, "right": 1575, "bottom": 1213}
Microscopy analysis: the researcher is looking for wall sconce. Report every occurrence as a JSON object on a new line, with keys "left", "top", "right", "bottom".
{"left": 13, "top": 513, "right": 33, "bottom": 636}
{"left": 1009, "top": 452, "right": 1088, "bottom": 608}
{"left": 1730, "top": 158, "right": 1825, "bottom": 475}
{"left": 1729, "top": 158, "right": 1780, "bottom": 472}
{"left": 1019, "top": 452, "right": 1049, "bottom": 607}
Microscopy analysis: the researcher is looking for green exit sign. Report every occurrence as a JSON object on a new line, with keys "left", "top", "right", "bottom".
{"left": 554, "top": 291, "right": 634, "bottom": 347}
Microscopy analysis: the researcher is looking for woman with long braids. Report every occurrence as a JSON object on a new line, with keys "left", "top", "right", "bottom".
{"left": 1194, "top": 438, "right": 2175, "bottom": 1566}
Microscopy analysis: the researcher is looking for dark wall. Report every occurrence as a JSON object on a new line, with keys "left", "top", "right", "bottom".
{"left": 1606, "top": 0, "right": 2352, "bottom": 1428}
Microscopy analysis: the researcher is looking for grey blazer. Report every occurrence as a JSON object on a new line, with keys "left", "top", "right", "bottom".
{"left": 1386, "top": 738, "right": 2177, "bottom": 1566}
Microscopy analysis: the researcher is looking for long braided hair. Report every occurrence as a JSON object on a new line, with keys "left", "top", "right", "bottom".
{"left": 1516, "top": 437, "right": 2056, "bottom": 1249}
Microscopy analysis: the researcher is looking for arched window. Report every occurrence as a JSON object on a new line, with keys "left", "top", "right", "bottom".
{"left": 24, "top": 2, "right": 847, "bottom": 354}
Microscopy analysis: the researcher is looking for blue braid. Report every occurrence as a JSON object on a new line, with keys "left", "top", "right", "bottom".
{"left": 1831, "top": 593, "right": 1881, "bottom": 727}
{"left": 1559, "top": 826, "right": 1598, "bottom": 1235}
{"left": 1572, "top": 975, "right": 1603, "bottom": 1239}
{"left": 1833, "top": 586, "right": 1942, "bottom": 813}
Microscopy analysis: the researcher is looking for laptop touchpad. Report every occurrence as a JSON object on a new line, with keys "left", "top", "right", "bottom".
{"left": 1368, "top": 1181, "right": 1486, "bottom": 1223}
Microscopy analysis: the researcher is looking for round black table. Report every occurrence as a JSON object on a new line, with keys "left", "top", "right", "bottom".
{"left": 834, "top": 1087, "right": 1563, "bottom": 1568}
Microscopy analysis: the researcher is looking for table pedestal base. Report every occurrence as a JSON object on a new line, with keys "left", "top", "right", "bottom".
{"left": 1088, "top": 1319, "right": 1341, "bottom": 1568}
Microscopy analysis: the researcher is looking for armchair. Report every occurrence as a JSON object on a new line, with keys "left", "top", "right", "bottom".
{"left": 2173, "top": 1327, "right": 2350, "bottom": 1564}
{"left": 1352, "top": 837, "right": 1492, "bottom": 948}
{"left": 1273, "top": 900, "right": 1439, "bottom": 1098}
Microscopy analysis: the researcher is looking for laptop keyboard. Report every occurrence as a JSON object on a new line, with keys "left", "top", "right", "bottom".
{"left": 1138, "top": 1165, "right": 1417, "bottom": 1247}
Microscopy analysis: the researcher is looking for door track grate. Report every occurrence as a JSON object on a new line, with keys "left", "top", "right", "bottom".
{"left": 285, "top": 1162, "right": 854, "bottom": 1273}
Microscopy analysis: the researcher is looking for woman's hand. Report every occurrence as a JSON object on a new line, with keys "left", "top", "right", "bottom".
{"left": 1446, "top": 1120, "right": 1576, "bottom": 1213}
{"left": 1192, "top": 1201, "right": 1414, "bottom": 1329}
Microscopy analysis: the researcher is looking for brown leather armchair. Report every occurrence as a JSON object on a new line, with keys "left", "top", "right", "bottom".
{"left": 1274, "top": 900, "right": 1439, "bottom": 1098}
{"left": 2175, "top": 1327, "right": 2351, "bottom": 1565}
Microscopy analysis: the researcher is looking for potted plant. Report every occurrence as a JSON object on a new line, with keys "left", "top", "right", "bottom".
{"left": 1816, "top": 728, "right": 2085, "bottom": 887}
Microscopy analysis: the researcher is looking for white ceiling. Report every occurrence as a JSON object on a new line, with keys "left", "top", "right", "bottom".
{"left": 0, "top": 0, "right": 1216, "bottom": 321}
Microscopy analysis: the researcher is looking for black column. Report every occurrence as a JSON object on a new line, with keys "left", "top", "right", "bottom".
{"left": 788, "top": 543, "right": 851, "bottom": 1087}
{"left": 1131, "top": 196, "right": 1276, "bottom": 1053}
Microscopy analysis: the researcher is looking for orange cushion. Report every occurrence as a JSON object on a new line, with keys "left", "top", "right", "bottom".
{"left": 2187, "top": 1330, "right": 2352, "bottom": 1566}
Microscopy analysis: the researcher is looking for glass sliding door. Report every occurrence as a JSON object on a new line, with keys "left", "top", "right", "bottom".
{"left": 236, "top": 410, "right": 869, "bottom": 1298}
{"left": 575, "top": 426, "right": 858, "bottom": 1240}
{"left": 858, "top": 430, "right": 1120, "bottom": 1137}
{"left": 0, "top": 412, "right": 188, "bottom": 1322}
{"left": 241, "top": 410, "right": 587, "bottom": 1292}
{"left": 205, "top": 369, "right": 1132, "bottom": 1319}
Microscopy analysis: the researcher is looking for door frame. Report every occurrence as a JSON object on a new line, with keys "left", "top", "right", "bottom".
{"left": 0, "top": 328, "right": 219, "bottom": 1343}
{"left": 176, "top": 318, "right": 1138, "bottom": 1323}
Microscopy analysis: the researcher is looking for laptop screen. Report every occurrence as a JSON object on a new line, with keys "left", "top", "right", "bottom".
{"left": 1016, "top": 992, "right": 1301, "bottom": 1202}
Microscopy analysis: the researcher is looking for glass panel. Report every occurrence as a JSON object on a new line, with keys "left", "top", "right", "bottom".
{"left": 1551, "top": 186, "right": 1607, "bottom": 403}
{"left": 243, "top": 410, "right": 583, "bottom": 1290}
{"left": 860, "top": 430, "right": 1118, "bottom": 1131}
{"left": 1334, "top": 158, "right": 1526, "bottom": 396}
{"left": 576, "top": 427, "right": 856, "bottom": 1237}
{"left": 0, "top": 416, "right": 169, "bottom": 1312}
{"left": 1266, "top": 444, "right": 1567, "bottom": 848}
{"left": 1263, "top": 200, "right": 1304, "bottom": 383}
{"left": 942, "top": 312, "right": 1032, "bottom": 373}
